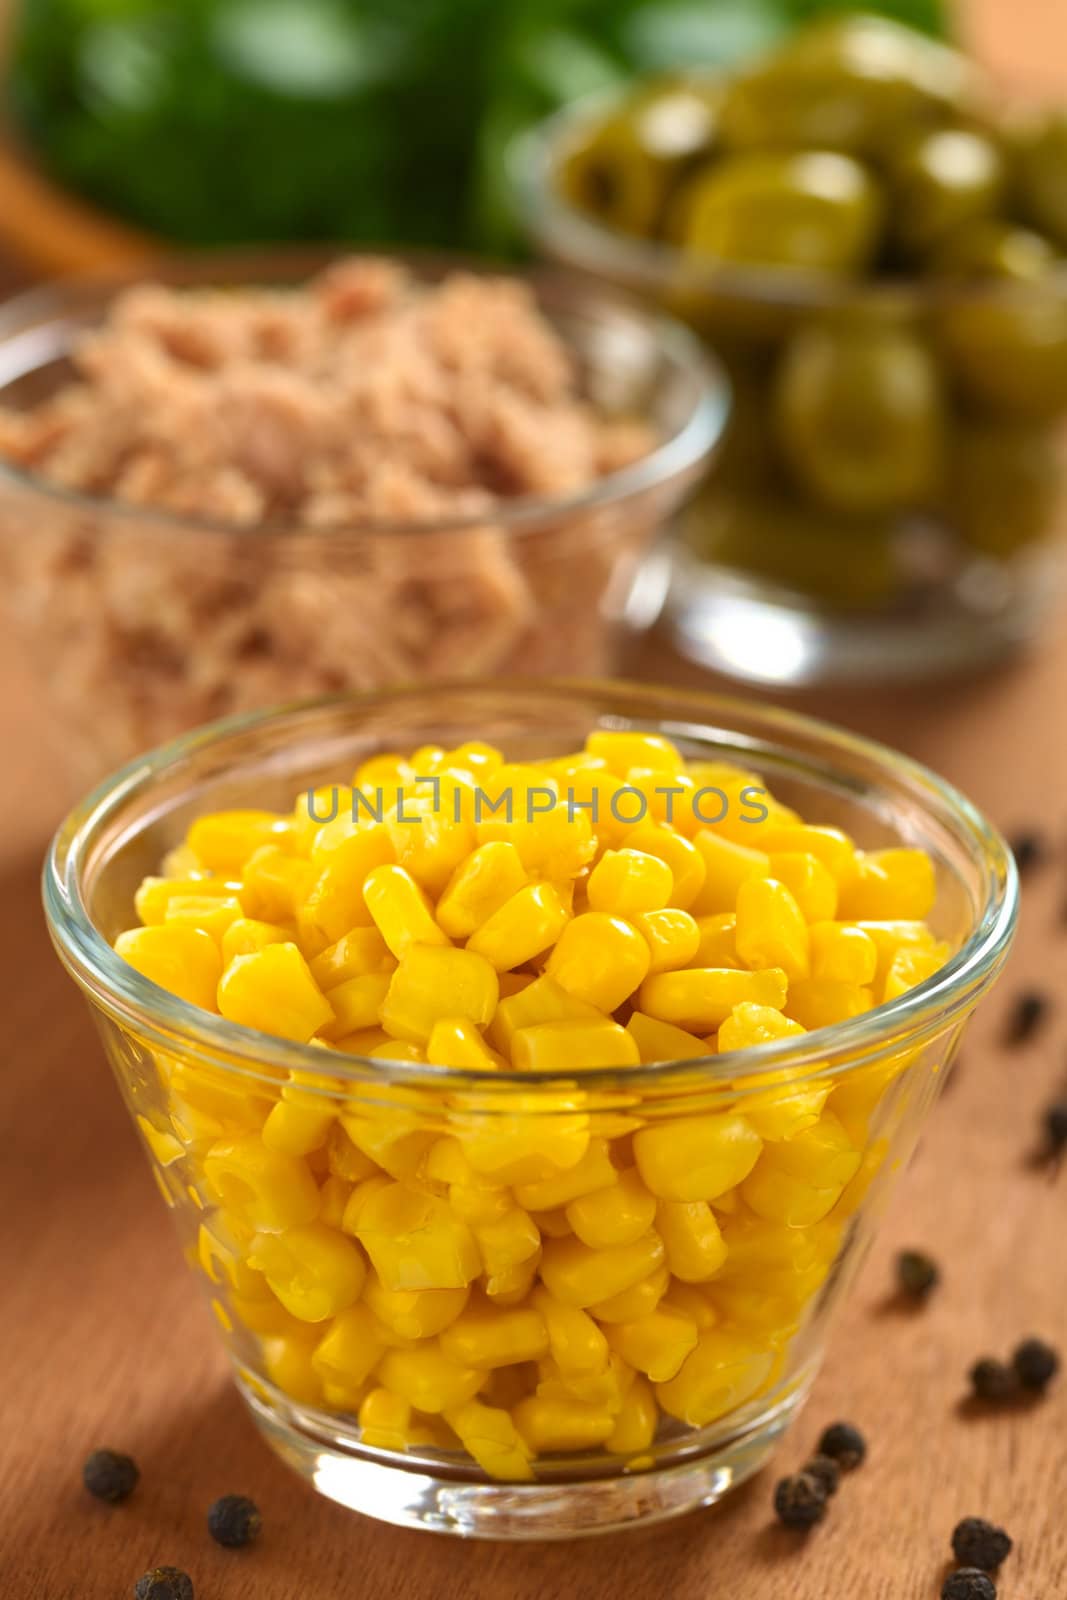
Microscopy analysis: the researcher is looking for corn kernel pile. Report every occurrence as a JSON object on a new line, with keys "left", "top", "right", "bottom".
{"left": 116, "top": 731, "right": 948, "bottom": 1479}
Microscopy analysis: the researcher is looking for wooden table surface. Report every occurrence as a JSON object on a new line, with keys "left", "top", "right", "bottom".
{"left": 2, "top": 5, "right": 1067, "bottom": 1597}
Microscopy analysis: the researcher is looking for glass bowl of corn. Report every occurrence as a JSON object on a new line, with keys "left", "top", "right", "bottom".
{"left": 44, "top": 680, "right": 1017, "bottom": 1538}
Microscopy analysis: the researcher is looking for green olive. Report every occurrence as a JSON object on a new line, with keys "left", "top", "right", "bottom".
{"left": 672, "top": 151, "right": 883, "bottom": 275}
{"left": 719, "top": 15, "right": 973, "bottom": 157}
{"left": 685, "top": 487, "right": 897, "bottom": 609}
{"left": 1011, "top": 110, "right": 1067, "bottom": 251}
{"left": 774, "top": 316, "right": 944, "bottom": 513}
{"left": 937, "top": 286, "right": 1067, "bottom": 418}
{"left": 931, "top": 218, "right": 1057, "bottom": 281}
{"left": 559, "top": 81, "right": 720, "bottom": 238}
{"left": 887, "top": 128, "right": 1006, "bottom": 257}
{"left": 943, "top": 419, "right": 1060, "bottom": 556}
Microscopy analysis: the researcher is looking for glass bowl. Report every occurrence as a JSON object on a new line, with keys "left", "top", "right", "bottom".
{"left": 515, "top": 97, "right": 1067, "bottom": 687}
{"left": 44, "top": 680, "right": 1016, "bottom": 1538}
{"left": 0, "top": 250, "right": 723, "bottom": 785}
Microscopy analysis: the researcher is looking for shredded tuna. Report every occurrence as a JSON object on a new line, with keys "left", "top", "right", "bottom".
{"left": 0, "top": 259, "right": 667, "bottom": 779}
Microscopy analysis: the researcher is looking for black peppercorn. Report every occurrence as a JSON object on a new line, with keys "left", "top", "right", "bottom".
{"left": 816, "top": 1421, "right": 866, "bottom": 1470}
{"left": 1012, "top": 1336, "right": 1060, "bottom": 1392}
{"left": 773, "top": 1471, "right": 827, "bottom": 1530}
{"left": 942, "top": 1572, "right": 996, "bottom": 1600}
{"left": 133, "top": 1569, "right": 193, "bottom": 1600}
{"left": 968, "top": 1358, "right": 1018, "bottom": 1403}
{"left": 1042, "top": 1100, "right": 1067, "bottom": 1153}
{"left": 896, "top": 1248, "right": 940, "bottom": 1300}
{"left": 83, "top": 1448, "right": 139, "bottom": 1504}
{"left": 803, "top": 1453, "right": 841, "bottom": 1497}
{"left": 1008, "top": 829, "right": 1046, "bottom": 875}
{"left": 951, "top": 1517, "right": 1013, "bottom": 1572}
{"left": 207, "top": 1494, "right": 262, "bottom": 1549}
{"left": 1004, "top": 989, "right": 1049, "bottom": 1045}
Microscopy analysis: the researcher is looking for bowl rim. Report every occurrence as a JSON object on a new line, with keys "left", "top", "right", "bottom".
{"left": 43, "top": 678, "right": 1019, "bottom": 1096}
{"left": 0, "top": 245, "right": 727, "bottom": 540}
{"left": 512, "top": 85, "right": 1067, "bottom": 312}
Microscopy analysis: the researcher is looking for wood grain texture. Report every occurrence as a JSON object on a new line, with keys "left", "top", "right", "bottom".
{"left": 2, "top": 4, "right": 1067, "bottom": 1595}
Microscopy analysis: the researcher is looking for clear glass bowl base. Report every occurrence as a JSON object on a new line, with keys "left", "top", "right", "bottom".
{"left": 665, "top": 550, "right": 1057, "bottom": 688}
{"left": 237, "top": 1370, "right": 813, "bottom": 1539}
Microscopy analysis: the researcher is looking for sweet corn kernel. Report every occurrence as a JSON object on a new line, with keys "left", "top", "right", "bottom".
{"left": 768, "top": 852, "right": 838, "bottom": 923}
{"left": 363, "top": 864, "right": 450, "bottom": 959}
{"left": 221, "top": 918, "right": 292, "bottom": 964}
{"left": 786, "top": 979, "right": 874, "bottom": 1031}
{"left": 566, "top": 1169, "right": 656, "bottom": 1249}
{"left": 585, "top": 730, "right": 684, "bottom": 777}
{"left": 587, "top": 849, "right": 673, "bottom": 916}
{"left": 883, "top": 941, "right": 950, "bottom": 1001}
{"left": 204, "top": 1136, "right": 320, "bottom": 1231}
{"left": 261, "top": 1331, "right": 323, "bottom": 1406}
{"left": 511, "top": 1019, "right": 640, "bottom": 1073}
{"left": 474, "top": 1207, "right": 541, "bottom": 1278}
{"left": 314, "top": 972, "right": 391, "bottom": 1040}
{"left": 187, "top": 810, "right": 293, "bottom": 874}
{"left": 298, "top": 826, "right": 396, "bottom": 951}
{"left": 655, "top": 1330, "right": 775, "bottom": 1426}
{"left": 308, "top": 926, "right": 394, "bottom": 990}
{"left": 857, "top": 920, "right": 940, "bottom": 986}
{"left": 638, "top": 967, "right": 787, "bottom": 1031}
{"left": 197, "top": 1214, "right": 264, "bottom": 1298}
{"left": 540, "top": 1232, "right": 665, "bottom": 1309}
{"left": 135, "top": 874, "right": 241, "bottom": 925}
{"left": 446, "top": 1400, "right": 534, "bottom": 1481}
{"left": 359, "top": 1387, "right": 413, "bottom": 1450}
{"left": 512, "top": 1395, "right": 616, "bottom": 1453}
{"left": 621, "top": 824, "right": 706, "bottom": 909}
{"left": 546, "top": 914, "right": 651, "bottom": 1014}
{"left": 606, "top": 1374, "right": 658, "bottom": 1454}
{"left": 808, "top": 922, "right": 878, "bottom": 986}
{"left": 388, "top": 808, "right": 475, "bottom": 898}
{"left": 608, "top": 1306, "right": 698, "bottom": 1383}
{"left": 115, "top": 924, "right": 222, "bottom": 1012}
{"left": 326, "top": 1124, "right": 379, "bottom": 1183}
{"left": 163, "top": 894, "right": 243, "bottom": 942}
{"left": 437, "top": 842, "right": 528, "bottom": 939}
{"left": 218, "top": 943, "right": 333, "bottom": 1042}
{"left": 513, "top": 1140, "right": 616, "bottom": 1212}
{"left": 427, "top": 1019, "right": 506, "bottom": 1071}
{"left": 632, "top": 909, "right": 701, "bottom": 974}
{"left": 656, "top": 1200, "right": 728, "bottom": 1282}
{"left": 467, "top": 883, "right": 570, "bottom": 972}
{"left": 691, "top": 832, "right": 770, "bottom": 915}
{"left": 377, "top": 1347, "right": 483, "bottom": 1414}
{"left": 262, "top": 1095, "right": 334, "bottom": 1157}
{"left": 661, "top": 1283, "right": 719, "bottom": 1332}
{"left": 538, "top": 1349, "right": 632, "bottom": 1410}
{"left": 355, "top": 1182, "right": 481, "bottom": 1291}
{"left": 530, "top": 1288, "right": 610, "bottom": 1375}
{"left": 477, "top": 798, "right": 595, "bottom": 880}
{"left": 363, "top": 1278, "right": 470, "bottom": 1340}
{"left": 484, "top": 1249, "right": 543, "bottom": 1306}
{"left": 241, "top": 845, "right": 317, "bottom": 922}
{"left": 633, "top": 1114, "right": 762, "bottom": 1202}
{"left": 741, "top": 1112, "right": 861, "bottom": 1225}
{"left": 692, "top": 913, "right": 740, "bottom": 968}
{"left": 747, "top": 824, "right": 856, "bottom": 884}
{"left": 441, "top": 1304, "right": 549, "bottom": 1368}
{"left": 735, "top": 878, "right": 810, "bottom": 983}
{"left": 488, "top": 975, "right": 600, "bottom": 1057}
{"left": 838, "top": 848, "right": 937, "bottom": 921}
{"left": 317, "top": 1175, "right": 351, "bottom": 1229}
{"left": 380, "top": 945, "right": 498, "bottom": 1043}
{"left": 313, "top": 1305, "right": 386, "bottom": 1389}
{"left": 588, "top": 1263, "right": 670, "bottom": 1323}
{"left": 625, "top": 1012, "right": 709, "bottom": 1064}
{"left": 249, "top": 1223, "right": 366, "bottom": 1322}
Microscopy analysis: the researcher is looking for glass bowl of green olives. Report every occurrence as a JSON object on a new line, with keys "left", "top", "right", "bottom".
{"left": 515, "top": 13, "right": 1067, "bottom": 686}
